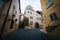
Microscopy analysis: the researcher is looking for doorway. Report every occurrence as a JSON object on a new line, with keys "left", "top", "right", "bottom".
{"left": 35, "top": 22, "right": 39, "bottom": 28}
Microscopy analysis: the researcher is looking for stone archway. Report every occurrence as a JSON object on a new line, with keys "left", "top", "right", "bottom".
{"left": 18, "top": 17, "right": 29, "bottom": 29}
{"left": 35, "top": 22, "right": 39, "bottom": 28}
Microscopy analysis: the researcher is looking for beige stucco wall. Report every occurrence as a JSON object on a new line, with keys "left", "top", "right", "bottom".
{"left": 1, "top": 0, "right": 20, "bottom": 37}
{"left": 9, "top": 0, "right": 20, "bottom": 24}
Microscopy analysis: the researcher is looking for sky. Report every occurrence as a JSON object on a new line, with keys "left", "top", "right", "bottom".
{"left": 20, "top": 0, "right": 42, "bottom": 13}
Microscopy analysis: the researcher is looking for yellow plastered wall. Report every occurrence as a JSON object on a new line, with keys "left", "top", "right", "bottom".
{"left": 40, "top": 0, "right": 60, "bottom": 31}
{"left": 40, "top": 0, "right": 60, "bottom": 39}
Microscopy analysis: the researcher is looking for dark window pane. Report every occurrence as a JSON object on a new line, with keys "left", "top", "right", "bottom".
{"left": 50, "top": 15, "right": 53, "bottom": 21}
{"left": 15, "top": 19, "right": 17, "bottom": 21}
{"left": 28, "top": 11, "right": 29, "bottom": 13}
{"left": 10, "top": 20, "right": 14, "bottom": 29}
{"left": 30, "top": 16, "right": 33, "bottom": 19}
{"left": 37, "top": 18, "right": 38, "bottom": 20}
{"left": 30, "top": 21, "right": 33, "bottom": 25}
{"left": 53, "top": 13, "right": 57, "bottom": 20}
{"left": 50, "top": 13, "right": 57, "bottom": 21}
{"left": 30, "top": 12, "right": 32, "bottom": 14}
{"left": 46, "top": 0, "right": 53, "bottom": 9}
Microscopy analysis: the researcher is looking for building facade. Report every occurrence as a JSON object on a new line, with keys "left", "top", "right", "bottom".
{"left": 0, "top": 0, "right": 21, "bottom": 37}
{"left": 40, "top": 0, "right": 60, "bottom": 39}
{"left": 40, "top": 0, "right": 60, "bottom": 31}
{"left": 24, "top": 5, "right": 43, "bottom": 29}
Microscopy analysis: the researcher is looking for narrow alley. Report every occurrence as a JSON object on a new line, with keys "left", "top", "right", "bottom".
{"left": 0, "top": 0, "right": 60, "bottom": 40}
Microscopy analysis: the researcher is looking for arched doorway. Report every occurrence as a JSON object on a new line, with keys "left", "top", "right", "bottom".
{"left": 35, "top": 22, "right": 39, "bottom": 28}
{"left": 19, "top": 22, "right": 25, "bottom": 29}
{"left": 18, "top": 17, "right": 29, "bottom": 29}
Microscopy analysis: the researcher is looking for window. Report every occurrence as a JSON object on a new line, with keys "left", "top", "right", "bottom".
{"left": 36, "top": 14, "right": 38, "bottom": 16}
{"left": 30, "top": 16, "right": 33, "bottom": 19}
{"left": 28, "top": 11, "right": 29, "bottom": 13}
{"left": 39, "top": 18, "right": 41, "bottom": 20}
{"left": 50, "top": 13, "right": 57, "bottom": 21}
{"left": 30, "top": 21, "right": 33, "bottom": 25}
{"left": 28, "top": 11, "right": 32, "bottom": 14}
{"left": 15, "top": 11, "right": 17, "bottom": 14}
{"left": 37, "top": 18, "right": 38, "bottom": 20}
{"left": 10, "top": 20, "right": 14, "bottom": 29}
{"left": 46, "top": 0, "right": 53, "bottom": 9}
{"left": 30, "top": 12, "right": 32, "bottom": 14}
{"left": 15, "top": 19, "right": 17, "bottom": 21}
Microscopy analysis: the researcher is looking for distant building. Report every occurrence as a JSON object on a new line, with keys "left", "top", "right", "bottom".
{"left": 36, "top": 11, "right": 43, "bottom": 27}
{"left": 24, "top": 5, "right": 43, "bottom": 29}
{"left": 36, "top": 11, "right": 42, "bottom": 16}
{"left": 0, "top": 0, "right": 21, "bottom": 37}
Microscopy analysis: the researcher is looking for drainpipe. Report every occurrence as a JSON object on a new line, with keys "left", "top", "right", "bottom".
{"left": 18, "top": 0, "right": 21, "bottom": 29}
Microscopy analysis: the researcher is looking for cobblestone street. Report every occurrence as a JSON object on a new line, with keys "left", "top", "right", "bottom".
{"left": 1, "top": 29, "right": 54, "bottom": 40}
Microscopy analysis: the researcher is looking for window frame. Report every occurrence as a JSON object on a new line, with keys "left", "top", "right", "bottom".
{"left": 46, "top": 0, "right": 53, "bottom": 9}
{"left": 30, "top": 21, "right": 33, "bottom": 25}
{"left": 50, "top": 13, "right": 58, "bottom": 21}
{"left": 30, "top": 11, "right": 32, "bottom": 14}
{"left": 30, "top": 16, "right": 33, "bottom": 19}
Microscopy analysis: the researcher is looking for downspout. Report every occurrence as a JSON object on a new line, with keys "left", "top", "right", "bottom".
{"left": 18, "top": 0, "right": 21, "bottom": 29}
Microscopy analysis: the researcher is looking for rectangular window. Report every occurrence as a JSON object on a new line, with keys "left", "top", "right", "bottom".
{"left": 30, "top": 21, "right": 33, "bottom": 25}
{"left": 50, "top": 13, "right": 57, "bottom": 21}
{"left": 30, "top": 12, "right": 32, "bottom": 14}
{"left": 10, "top": 20, "right": 14, "bottom": 29}
{"left": 46, "top": 0, "right": 53, "bottom": 9}
{"left": 37, "top": 18, "right": 38, "bottom": 20}
{"left": 28, "top": 11, "right": 29, "bottom": 13}
{"left": 30, "top": 16, "right": 33, "bottom": 19}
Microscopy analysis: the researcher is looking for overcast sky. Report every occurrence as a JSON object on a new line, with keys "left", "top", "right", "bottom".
{"left": 20, "top": 0, "right": 42, "bottom": 13}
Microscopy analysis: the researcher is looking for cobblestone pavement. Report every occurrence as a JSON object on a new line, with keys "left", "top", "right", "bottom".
{"left": 1, "top": 29, "right": 55, "bottom": 40}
